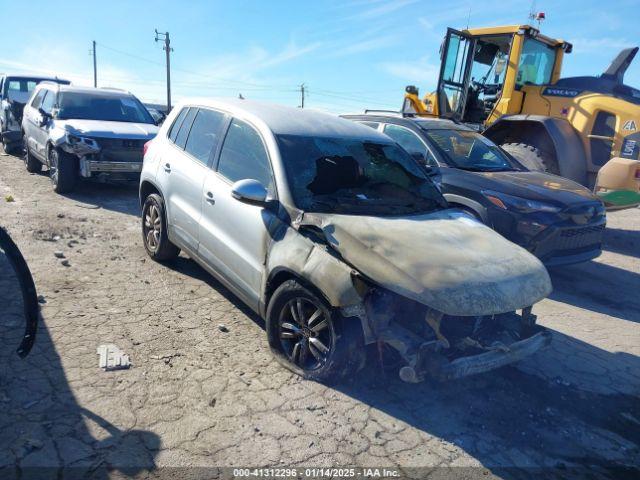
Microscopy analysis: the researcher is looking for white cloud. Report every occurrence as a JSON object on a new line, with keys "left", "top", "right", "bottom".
{"left": 378, "top": 55, "right": 441, "bottom": 89}
{"left": 570, "top": 37, "right": 635, "bottom": 55}
{"left": 350, "top": 0, "right": 419, "bottom": 20}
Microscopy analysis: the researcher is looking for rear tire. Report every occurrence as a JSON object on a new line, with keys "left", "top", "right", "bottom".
{"left": 23, "top": 135, "right": 41, "bottom": 173}
{"left": 141, "top": 193, "right": 180, "bottom": 262}
{"left": 48, "top": 146, "right": 78, "bottom": 193}
{"left": 266, "top": 280, "right": 365, "bottom": 383}
{"left": 501, "top": 142, "right": 559, "bottom": 175}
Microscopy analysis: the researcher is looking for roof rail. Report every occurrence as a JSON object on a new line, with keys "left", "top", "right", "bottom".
{"left": 363, "top": 109, "right": 417, "bottom": 118}
{"left": 100, "top": 87, "right": 128, "bottom": 93}
{"left": 38, "top": 80, "right": 63, "bottom": 88}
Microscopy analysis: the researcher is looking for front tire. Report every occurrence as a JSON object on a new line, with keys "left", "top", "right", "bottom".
{"left": 266, "top": 280, "right": 365, "bottom": 382}
{"left": 23, "top": 135, "right": 41, "bottom": 173}
{"left": 141, "top": 193, "right": 180, "bottom": 261}
{"left": 501, "top": 142, "right": 559, "bottom": 175}
{"left": 48, "top": 146, "right": 78, "bottom": 193}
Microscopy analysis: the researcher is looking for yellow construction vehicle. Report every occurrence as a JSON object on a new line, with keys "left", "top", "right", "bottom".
{"left": 402, "top": 25, "right": 640, "bottom": 209}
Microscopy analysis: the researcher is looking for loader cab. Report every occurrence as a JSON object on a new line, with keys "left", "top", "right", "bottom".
{"left": 435, "top": 26, "right": 568, "bottom": 126}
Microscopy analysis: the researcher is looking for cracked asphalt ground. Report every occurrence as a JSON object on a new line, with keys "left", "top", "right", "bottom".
{"left": 0, "top": 147, "right": 639, "bottom": 480}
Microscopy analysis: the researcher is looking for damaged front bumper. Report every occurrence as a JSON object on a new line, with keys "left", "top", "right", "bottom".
{"left": 79, "top": 159, "right": 142, "bottom": 176}
{"left": 58, "top": 135, "right": 145, "bottom": 177}
{"left": 399, "top": 327, "right": 551, "bottom": 382}
{"left": 349, "top": 286, "right": 552, "bottom": 383}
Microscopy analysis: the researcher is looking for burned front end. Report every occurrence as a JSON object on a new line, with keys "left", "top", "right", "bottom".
{"left": 354, "top": 285, "right": 550, "bottom": 382}
{"left": 279, "top": 210, "right": 554, "bottom": 383}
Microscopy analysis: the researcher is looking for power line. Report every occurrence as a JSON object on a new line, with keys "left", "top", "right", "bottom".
{"left": 96, "top": 41, "right": 298, "bottom": 91}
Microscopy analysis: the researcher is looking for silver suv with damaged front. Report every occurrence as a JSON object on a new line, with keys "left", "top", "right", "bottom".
{"left": 140, "top": 99, "right": 553, "bottom": 383}
{"left": 22, "top": 83, "right": 158, "bottom": 193}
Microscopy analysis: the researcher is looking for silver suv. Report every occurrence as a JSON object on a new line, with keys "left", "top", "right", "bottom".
{"left": 22, "top": 83, "right": 158, "bottom": 193}
{"left": 139, "top": 99, "right": 552, "bottom": 383}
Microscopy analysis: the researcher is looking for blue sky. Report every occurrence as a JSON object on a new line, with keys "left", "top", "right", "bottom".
{"left": 1, "top": 0, "right": 638, "bottom": 112}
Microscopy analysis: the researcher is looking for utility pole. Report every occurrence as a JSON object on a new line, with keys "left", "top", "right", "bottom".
{"left": 155, "top": 30, "right": 173, "bottom": 112}
{"left": 299, "top": 83, "right": 305, "bottom": 108}
{"left": 92, "top": 41, "right": 97, "bottom": 87}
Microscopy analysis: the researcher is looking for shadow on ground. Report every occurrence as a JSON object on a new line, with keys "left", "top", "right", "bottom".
{"left": 336, "top": 330, "right": 640, "bottom": 479}
{"left": 60, "top": 179, "right": 140, "bottom": 217}
{"left": 603, "top": 227, "right": 640, "bottom": 258}
{"left": 0, "top": 238, "right": 159, "bottom": 479}
{"left": 169, "top": 256, "right": 639, "bottom": 478}
{"left": 548, "top": 260, "right": 640, "bottom": 323}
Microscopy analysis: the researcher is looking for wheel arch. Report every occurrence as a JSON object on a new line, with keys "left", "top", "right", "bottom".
{"left": 139, "top": 180, "right": 162, "bottom": 209}
{"left": 443, "top": 194, "right": 490, "bottom": 224}
{"left": 484, "top": 115, "right": 588, "bottom": 185}
{"left": 263, "top": 267, "right": 335, "bottom": 318}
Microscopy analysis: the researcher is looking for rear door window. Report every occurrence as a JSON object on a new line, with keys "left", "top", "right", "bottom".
{"left": 174, "top": 108, "right": 197, "bottom": 149}
{"left": 168, "top": 107, "right": 189, "bottom": 143}
{"left": 217, "top": 118, "right": 273, "bottom": 189}
{"left": 184, "top": 108, "right": 227, "bottom": 165}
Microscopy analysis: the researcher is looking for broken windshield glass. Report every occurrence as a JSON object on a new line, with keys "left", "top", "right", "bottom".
{"left": 277, "top": 135, "right": 446, "bottom": 215}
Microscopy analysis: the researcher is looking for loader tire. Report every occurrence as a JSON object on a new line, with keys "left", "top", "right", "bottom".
{"left": 501, "top": 143, "right": 559, "bottom": 175}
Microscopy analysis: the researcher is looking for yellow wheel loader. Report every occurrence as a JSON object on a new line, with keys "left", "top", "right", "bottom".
{"left": 402, "top": 25, "right": 640, "bottom": 209}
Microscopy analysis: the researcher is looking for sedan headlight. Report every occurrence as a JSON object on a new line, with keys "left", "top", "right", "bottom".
{"left": 482, "top": 190, "right": 561, "bottom": 213}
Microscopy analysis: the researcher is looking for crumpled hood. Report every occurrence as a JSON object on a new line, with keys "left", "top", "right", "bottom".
{"left": 57, "top": 120, "right": 158, "bottom": 139}
{"left": 302, "top": 209, "right": 552, "bottom": 316}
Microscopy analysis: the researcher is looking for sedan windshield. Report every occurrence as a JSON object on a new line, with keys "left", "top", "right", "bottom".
{"left": 277, "top": 135, "right": 446, "bottom": 215}
{"left": 423, "top": 129, "right": 522, "bottom": 172}
{"left": 56, "top": 92, "right": 155, "bottom": 124}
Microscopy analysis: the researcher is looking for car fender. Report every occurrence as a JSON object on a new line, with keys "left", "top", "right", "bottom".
{"left": 442, "top": 193, "right": 491, "bottom": 224}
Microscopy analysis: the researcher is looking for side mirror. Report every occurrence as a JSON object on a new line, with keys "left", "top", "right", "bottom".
{"left": 38, "top": 108, "right": 50, "bottom": 126}
{"left": 231, "top": 179, "right": 268, "bottom": 206}
{"left": 424, "top": 164, "right": 440, "bottom": 176}
{"left": 411, "top": 152, "right": 426, "bottom": 163}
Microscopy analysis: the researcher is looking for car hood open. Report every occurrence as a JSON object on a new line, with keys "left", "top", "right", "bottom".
{"left": 58, "top": 120, "right": 159, "bottom": 139}
{"left": 300, "top": 209, "right": 552, "bottom": 316}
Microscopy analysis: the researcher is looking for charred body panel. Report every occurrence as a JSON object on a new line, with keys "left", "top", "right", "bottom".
{"left": 265, "top": 208, "right": 552, "bottom": 382}
{"left": 300, "top": 210, "right": 551, "bottom": 316}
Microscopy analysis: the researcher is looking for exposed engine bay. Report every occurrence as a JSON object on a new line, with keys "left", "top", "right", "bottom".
{"left": 361, "top": 286, "right": 549, "bottom": 382}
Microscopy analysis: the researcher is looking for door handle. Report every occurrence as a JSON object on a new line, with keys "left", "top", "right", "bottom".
{"left": 163, "top": 163, "right": 171, "bottom": 173}
{"left": 205, "top": 191, "right": 215, "bottom": 205}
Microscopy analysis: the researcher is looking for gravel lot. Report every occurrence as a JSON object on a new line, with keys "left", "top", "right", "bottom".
{"left": 0, "top": 147, "right": 639, "bottom": 479}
